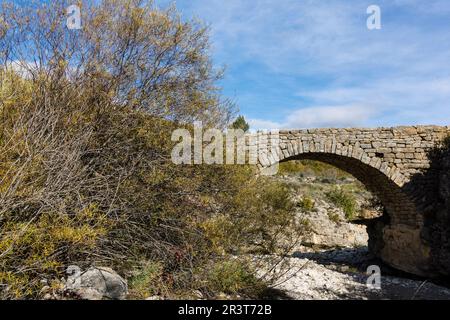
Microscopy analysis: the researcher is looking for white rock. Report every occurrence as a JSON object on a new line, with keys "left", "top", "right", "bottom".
{"left": 64, "top": 266, "right": 128, "bottom": 300}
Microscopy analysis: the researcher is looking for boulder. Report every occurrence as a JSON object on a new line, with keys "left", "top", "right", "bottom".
{"left": 64, "top": 266, "right": 128, "bottom": 300}
{"left": 298, "top": 199, "right": 369, "bottom": 249}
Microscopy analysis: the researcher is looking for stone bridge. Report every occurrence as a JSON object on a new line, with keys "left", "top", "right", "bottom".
{"left": 250, "top": 125, "right": 450, "bottom": 278}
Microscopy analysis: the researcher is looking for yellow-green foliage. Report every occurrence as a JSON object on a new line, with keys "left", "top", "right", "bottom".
{"left": 201, "top": 215, "right": 237, "bottom": 255}
{"left": 327, "top": 211, "right": 341, "bottom": 223}
{"left": 297, "top": 196, "right": 315, "bottom": 212}
{"left": 0, "top": 205, "right": 109, "bottom": 298}
{"left": 0, "top": 70, "right": 32, "bottom": 118}
{"left": 279, "top": 160, "right": 350, "bottom": 180}
{"left": 128, "top": 261, "right": 165, "bottom": 299}
{"left": 212, "top": 179, "right": 302, "bottom": 254}
{"left": 206, "top": 259, "right": 264, "bottom": 296}
{"left": 326, "top": 188, "right": 357, "bottom": 220}
{"left": 0, "top": 0, "right": 304, "bottom": 299}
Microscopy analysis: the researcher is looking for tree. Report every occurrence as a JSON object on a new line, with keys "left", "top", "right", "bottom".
{"left": 0, "top": 0, "right": 237, "bottom": 298}
{"left": 230, "top": 115, "right": 250, "bottom": 132}
{"left": 0, "top": 0, "right": 235, "bottom": 128}
{"left": 0, "top": 0, "right": 299, "bottom": 299}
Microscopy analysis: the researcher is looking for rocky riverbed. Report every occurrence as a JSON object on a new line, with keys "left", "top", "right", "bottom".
{"left": 262, "top": 169, "right": 450, "bottom": 300}
{"left": 267, "top": 248, "right": 450, "bottom": 300}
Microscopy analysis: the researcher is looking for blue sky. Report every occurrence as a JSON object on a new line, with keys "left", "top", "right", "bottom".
{"left": 156, "top": 0, "right": 450, "bottom": 129}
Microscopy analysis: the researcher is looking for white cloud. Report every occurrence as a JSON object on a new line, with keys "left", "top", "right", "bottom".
{"left": 284, "top": 105, "right": 376, "bottom": 129}
{"left": 248, "top": 118, "right": 282, "bottom": 131}
{"left": 249, "top": 105, "right": 376, "bottom": 130}
{"left": 296, "top": 77, "right": 450, "bottom": 126}
{"left": 163, "top": 0, "right": 450, "bottom": 127}
{"left": 5, "top": 60, "right": 37, "bottom": 78}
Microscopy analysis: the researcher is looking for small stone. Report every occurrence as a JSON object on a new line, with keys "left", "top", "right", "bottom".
{"left": 145, "top": 296, "right": 163, "bottom": 300}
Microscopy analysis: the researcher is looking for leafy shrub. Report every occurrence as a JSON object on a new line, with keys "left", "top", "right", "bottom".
{"left": 297, "top": 196, "right": 315, "bottom": 212}
{"left": 326, "top": 188, "right": 357, "bottom": 220}
{"left": 206, "top": 259, "right": 264, "bottom": 297}
{"left": 327, "top": 211, "right": 341, "bottom": 223}
{"left": 128, "top": 261, "right": 165, "bottom": 299}
{"left": 201, "top": 214, "right": 238, "bottom": 255}
{"left": 279, "top": 160, "right": 349, "bottom": 180}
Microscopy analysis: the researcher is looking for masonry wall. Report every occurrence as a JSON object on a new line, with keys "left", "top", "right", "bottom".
{"left": 275, "top": 126, "right": 449, "bottom": 184}
{"left": 423, "top": 143, "right": 450, "bottom": 277}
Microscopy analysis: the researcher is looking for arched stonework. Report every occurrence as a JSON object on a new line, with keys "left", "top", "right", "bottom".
{"left": 281, "top": 152, "right": 416, "bottom": 226}
{"left": 249, "top": 125, "right": 450, "bottom": 277}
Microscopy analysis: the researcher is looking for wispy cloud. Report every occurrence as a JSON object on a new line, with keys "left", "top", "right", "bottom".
{"left": 249, "top": 105, "right": 376, "bottom": 130}
{"left": 159, "top": 0, "right": 450, "bottom": 129}
{"left": 248, "top": 118, "right": 283, "bottom": 131}
{"left": 286, "top": 105, "right": 376, "bottom": 129}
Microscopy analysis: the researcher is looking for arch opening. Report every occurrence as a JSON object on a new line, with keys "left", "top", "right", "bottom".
{"left": 280, "top": 152, "right": 419, "bottom": 227}
{"left": 273, "top": 157, "right": 388, "bottom": 275}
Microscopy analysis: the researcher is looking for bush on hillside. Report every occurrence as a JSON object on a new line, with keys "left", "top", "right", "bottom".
{"left": 326, "top": 188, "right": 357, "bottom": 220}
{"left": 278, "top": 160, "right": 350, "bottom": 180}
{"left": 0, "top": 0, "right": 301, "bottom": 299}
{"left": 297, "top": 196, "right": 315, "bottom": 212}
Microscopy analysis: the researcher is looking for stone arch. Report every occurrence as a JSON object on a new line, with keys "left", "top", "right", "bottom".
{"left": 255, "top": 133, "right": 419, "bottom": 226}
{"left": 278, "top": 152, "right": 417, "bottom": 227}
{"left": 261, "top": 150, "right": 428, "bottom": 276}
{"left": 250, "top": 126, "right": 450, "bottom": 277}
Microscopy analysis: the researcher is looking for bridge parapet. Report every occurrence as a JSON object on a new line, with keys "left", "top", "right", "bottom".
{"left": 252, "top": 125, "right": 450, "bottom": 186}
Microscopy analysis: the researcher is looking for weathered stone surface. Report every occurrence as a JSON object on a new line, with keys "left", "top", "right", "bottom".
{"left": 260, "top": 251, "right": 450, "bottom": 300}
{"left": 250, "top": 125, "right": 450, "bottom": 277}
{"left": 297, "top": 199, "right": 369, "bottom": 249}
{"left": 64, "top": 266, "right": 128, "bottom": 300}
